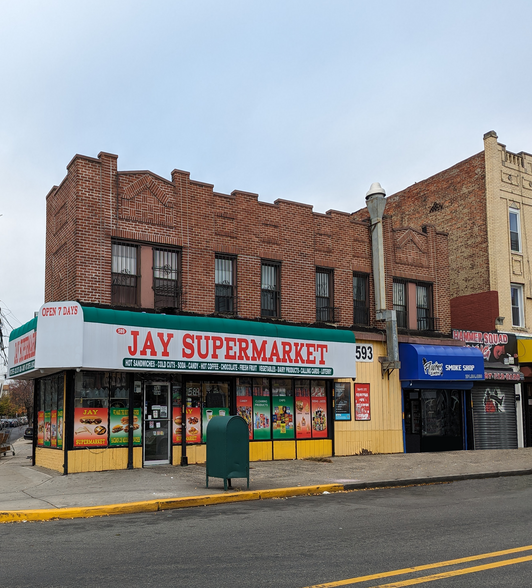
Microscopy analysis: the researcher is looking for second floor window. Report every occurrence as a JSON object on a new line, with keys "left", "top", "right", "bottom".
{"left": 316, "top": 269, "right": 334, "bottom": 322}
{"left": 511, "top": 284, "right": 524, "bottom": 327}
{"left": 215, "top": 255, "right": 235, "bottom": 314}
{"left": 393, "top": 280, "right": 407, "bottom": 328}
{"left": 353, "top": 274, "right": 369, "bottom": 325}
{"left": 153, "top": 248, "right": 181, "bottom": 309}
{"left": 509, "top": 208, "right": 521, "bottom": 252}
{"left": 261, "top": 261, "right": 280, "bottom": 318}
{"left": 416, "top": 284, "right": 433, "bottom": 330}
{"left": 112, "top": 243, "right": 138, "bottom": 306}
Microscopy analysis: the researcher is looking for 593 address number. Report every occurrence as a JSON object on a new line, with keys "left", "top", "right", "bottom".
{"left": 355, "top": 344, "right": 373, "bottom": 362}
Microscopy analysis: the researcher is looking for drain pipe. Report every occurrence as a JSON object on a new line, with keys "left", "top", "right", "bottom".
{"left": 365, "top": 183, "right": 400, "bottom": 377}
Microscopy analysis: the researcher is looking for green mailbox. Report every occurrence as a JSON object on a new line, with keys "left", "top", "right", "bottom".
{"left": 206, "top": 415, "right": 249, "bottom": 491}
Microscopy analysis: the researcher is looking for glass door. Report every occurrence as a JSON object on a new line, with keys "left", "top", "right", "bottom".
{"left": 144, "top": 382, "right": 171, "bottom": 465}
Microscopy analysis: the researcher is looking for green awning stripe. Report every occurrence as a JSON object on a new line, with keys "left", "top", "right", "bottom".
{"left": 8, "top": 317, "right": 38, "bottom": 342}
{"left": 81, "top": 307, "right": 355, "bottom": 344}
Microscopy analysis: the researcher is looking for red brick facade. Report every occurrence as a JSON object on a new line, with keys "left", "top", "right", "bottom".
{"left": 45, "top": 152, "right": 452, "bottom": 334}
{"left": 450, "top": 291, "right": 499, "bottom": 332}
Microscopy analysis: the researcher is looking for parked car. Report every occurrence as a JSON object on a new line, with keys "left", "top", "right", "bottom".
{"left": 23, "top": 427, "right": 33, "bottom": 441}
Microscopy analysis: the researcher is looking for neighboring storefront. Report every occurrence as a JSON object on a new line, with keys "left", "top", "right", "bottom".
{"left": 454, "top": 330, "right": 522, "bottom": 449}
{"left": 399, "top": 343, "right": 484, "bottom": 453}
{"left": 9, "top": 302, "right": 357, "bottom": 473}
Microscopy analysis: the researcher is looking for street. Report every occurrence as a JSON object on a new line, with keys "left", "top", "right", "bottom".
{"left": 2, "top": 475, "right": 532, "bottom": 587}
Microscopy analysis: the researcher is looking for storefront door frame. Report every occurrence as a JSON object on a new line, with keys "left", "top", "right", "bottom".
{"left": 143, "top": 381, "right": 171, "bottom": 465}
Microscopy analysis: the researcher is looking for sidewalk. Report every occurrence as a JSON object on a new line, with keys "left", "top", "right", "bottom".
{"left": 2, "top": 438, "right": 532, "bottom": 523}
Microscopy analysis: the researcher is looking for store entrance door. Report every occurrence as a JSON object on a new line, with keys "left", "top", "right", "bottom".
{"left": 144, "top": 382, "right": 171, "bottom": 465}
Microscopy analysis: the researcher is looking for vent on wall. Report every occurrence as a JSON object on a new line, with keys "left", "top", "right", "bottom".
{"left": 429, "top": 202, "right": 444, "bottom": 213}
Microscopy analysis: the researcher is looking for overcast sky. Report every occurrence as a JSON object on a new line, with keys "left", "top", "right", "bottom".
{"left": 1, "top": 0, "right": 532, "bottom": 374}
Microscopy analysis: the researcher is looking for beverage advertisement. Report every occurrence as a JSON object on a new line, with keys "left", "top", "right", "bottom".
{"left": 355, "top": 384, "right": 371, "bottom": 421}
{"left": 236, "top": 396, "right": 253, "bottom": 439}
{"left": 51, "top": 410, "right": 57, "bottom": 447}
{"left": 172, "top": 406, "right": 182, "bottom": 444}
{"left": 109, "top": 408, "right": 141, "bottom": 446}
{"left": 44, "top": 411, "right": 51, "bottom": 447}
{"left": 202, "top": 407, "right": 228, "bottom": 442}
{"left": 253, "top": 397, "right": 271, "bottom": 440}
{"left": 73, "top": 407, "right": 109, "bottom": 447}
{"left": 295, "top": 395, "right": 311, "bottom": 439}
{"left": 57, "top": 409, "right": 63, "bottom": 449}
{"left": 37, "top": 410, "right": 44, "bottom": 446}
{"left": 272, "top": 396, "right": 294, "bottom": 439}
{"left": 184, "top": 406, "right": 201, "bottom": 443}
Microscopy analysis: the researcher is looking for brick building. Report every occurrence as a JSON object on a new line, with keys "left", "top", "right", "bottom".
{"left": 8, "top": 152, "right": 485, "bottom": 474}
{"left": 353, "top": 132, "right": 532, "bottom": 450}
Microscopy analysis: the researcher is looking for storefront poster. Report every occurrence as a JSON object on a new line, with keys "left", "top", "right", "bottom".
{"left": 311, "top": 397, "right": 327, "bottom": 438}
{"left": 44, "top": 411, "right": 51, "bottom": 447}
{"left": 185, "top": 406, "right": 201, "bottom": 443}
{"left": 453, "top": 330, "right": 517, "bottom": 364}
{"left": 172, "top": 406, "right": 182, "bottom": 444}
{"left": 51, "top": 410, "right": 57, "bottom": 447}
{"left": 73, "top": 407, "right": 109, "bottom": 447}
{"left": 202, "top": 407, "right": 228, "bottom": 442}
{"left": 109, "top": 408, "right": 141, "bottom": 446}
{"left": 37, "top": 410, "right": 44, "bottom": 446}
{"left": 334, "top": 382, "right": 351, "bottom": 421}
{"left": 57, "top": 409, "right": 63, "bottom": 449}
{"left": 253, "top": 397, "right": 271, "bottom": 440}
{"left": 355, "top": 384, "right": 371, "bottom": 421}
{"left": 273, "top": 396, "right": 294, "bottom": 439}
{"left": 295, "top": 395, "right": 311, "bottom": 439}
{"left": 236, "top": 396, "right": 253, "bottom": 440}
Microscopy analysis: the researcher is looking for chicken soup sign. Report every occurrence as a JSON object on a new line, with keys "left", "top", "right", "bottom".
{"left": 82, "top": 322, "right": 355, "bottom": 377}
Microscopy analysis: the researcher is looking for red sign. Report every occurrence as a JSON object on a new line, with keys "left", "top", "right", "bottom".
{"left": 355, "top": 384, "right": 371, "bottom": 421}
{"left": 73, "top": 408, "right": 109, "bottom": 447}
{"left": 236, "top": 396, "right": 253, "bottom": 439}
{"left": 184, "top": 407, "right": 201, "bottom": 443}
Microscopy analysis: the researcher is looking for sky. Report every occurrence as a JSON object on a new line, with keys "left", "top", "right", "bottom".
{"left": 1, "top": 0, "right": 532, "bottom": 376}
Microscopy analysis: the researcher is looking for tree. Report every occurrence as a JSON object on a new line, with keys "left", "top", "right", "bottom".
{"left": 9, "top": 380, "right": 34, "bottom": 424}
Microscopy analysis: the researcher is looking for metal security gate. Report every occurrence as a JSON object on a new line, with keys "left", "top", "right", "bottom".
{"left": 472, "top": 384, "right": 517, "bottom": 449}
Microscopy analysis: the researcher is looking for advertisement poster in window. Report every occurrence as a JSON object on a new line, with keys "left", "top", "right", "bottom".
{"left": 172, "top": 406, "right": 182, "bottom": 444}
{"left": 109, "top": 408, "right": 141, "bottom": 446}
{"left": 272, "top": 396, "right": 294, "bottom": 439}
{"left": 295, "top": 383, "right": 311, "bottom": 439}
{"left": 37, "top": 410, "right": 44, "bottom": 446}
{"left": 202, "top": 407, "right": 228, "bottom": 442}
{"left": 185, "top": 406, "right": 201, "bottom": 443}
{"left": 44, "top": 411, "right": 52, "bottom": 447}
{"left": 57, "top": 409, "right": 63, "bottom": 449}
{"left": 253, "top": 397, "right": 271, "bottom": 440}
{"left": 236, "top": 396, "right": 253, "bottom": 439}
{"left": 51, "top": 410, "right": 57, "bottom": 447}
{"left": 355, "top": 384, "right": 371, "bottom": 421}
{"left": 311, "top": 382, "right": 327, "bottom": 438}
{"left": 73, "top": 407, "right": 109, "bottom": 447}
{"left": 334, "top": 382, "right": 351, "bottom": 421}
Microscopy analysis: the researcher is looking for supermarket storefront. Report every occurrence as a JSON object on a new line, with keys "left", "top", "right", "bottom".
{"left": 8, "top": 302, "right": 356, "bottom": 473}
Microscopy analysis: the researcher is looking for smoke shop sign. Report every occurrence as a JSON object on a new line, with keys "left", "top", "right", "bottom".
{"left": 121, "top": 329, "right": 335, "bottom": 376}
{"left": 452, "top": 330, "right": 517, "bottom": 364}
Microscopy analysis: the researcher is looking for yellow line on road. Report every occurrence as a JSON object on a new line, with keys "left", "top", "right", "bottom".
{"left": 303, "top": 544, "right": 532, "bottom": 588}
{"left": 369, "top": 554, "right": 532, "bottom": 587}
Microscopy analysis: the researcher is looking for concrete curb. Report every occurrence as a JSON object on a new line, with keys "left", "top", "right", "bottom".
{"left": 3, "top": 469, "right": 532, "bottom": 523}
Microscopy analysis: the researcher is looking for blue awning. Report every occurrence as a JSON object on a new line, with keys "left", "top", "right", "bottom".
{"left": 399, "top": 344, "right": 484, "bottom": 384}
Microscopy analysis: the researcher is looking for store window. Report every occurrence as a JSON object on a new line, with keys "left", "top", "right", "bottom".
{"left": 185, "top": 380, "right": 230, "bottom": 444}
{"left": 316, "top": 268, "right": 335, "bottom": 322}
{"left": 393, "top": 280, "right": 407, "bottom": 328}
{"left": 511, "top": 284, "right": 524, "bottom": 327}
{"left": 353, "top": 273, "right": 369, "bottom": 325}
{"left": 509, "top": 208, "right": 521, "bottom": 252}
{"left": 153, "top": 248, "right": 181, "bottom": 310}
{"left": 36, "top": 374, "right": 64, "bottom": 449}
{"left": 215, "top": 255, "right": 236, "bottom": 314}
{"left": 261, "top": 261, "right": 281, "bottom": 318}
{"left": 74, "top": 372, "right": 110, "bottom": 448}
{"left": 112, "top": 242, "right": 138, "bottom": 306}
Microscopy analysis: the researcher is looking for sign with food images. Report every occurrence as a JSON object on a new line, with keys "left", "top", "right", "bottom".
{"left": 272, "top": 396, "right": 294, "bottom": 439}
{"left": 311, "top": 397, "right": 328, "bottom": 438}
{"left": 44, "top": 411, "right": 52, "bottom": 447}
{"left": 57, "top": 409, "right": 63, "bottom": 449}
{"left": 109, "top": 408, "right": 141, "bottom": 446}
{"left": 51, "top": 410, "right": 57, "bottom": 447}
{"left": 37, "top": 410, "right": 44, "bottom": 446}
{"left": 172, "top": 406, "right": 182, "bottom": 444}
{"left": 295, "top": 395, "right": 311, "bottom": 439}
{"left": 253, "top": 397, "right": 271, "bottom": 440}
{"left": 74, "top": 407, "right": 109, "bottom": 447}
{"left": 236, "top": 396, "right": 253, "bottom": 440}
{"left": 185, "top": 407, "right": 201, "bottom": 443}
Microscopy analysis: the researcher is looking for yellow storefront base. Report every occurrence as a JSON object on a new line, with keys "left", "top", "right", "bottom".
{"left": 66, "top": 447, "right": 142, "bottom": 473}
{"left": 35, "top": 447, "right": 65, "bottom": 473}
{"left": 296, "top": 439, "right": 333, "bottom": 459}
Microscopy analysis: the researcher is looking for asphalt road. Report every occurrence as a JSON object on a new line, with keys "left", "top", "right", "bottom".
{"left": 3, "top": 475, "right": 532, "bottom": 587}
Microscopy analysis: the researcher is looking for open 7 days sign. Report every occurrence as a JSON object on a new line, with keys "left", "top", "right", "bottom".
{"left": 9, "top": 302, "right": 357, "bottom": 379}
